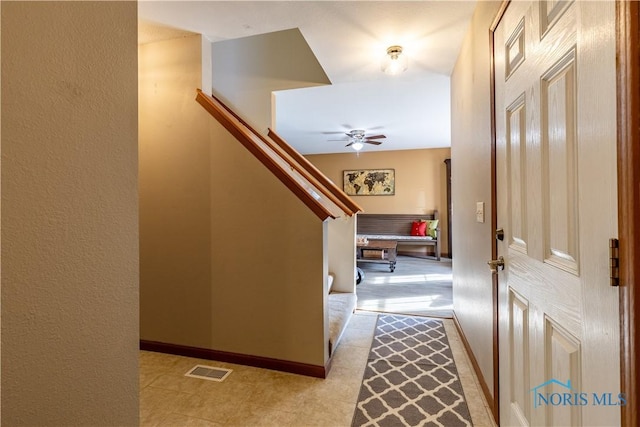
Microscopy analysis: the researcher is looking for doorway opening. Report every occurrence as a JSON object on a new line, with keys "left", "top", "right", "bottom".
{"left": 355, "top": 158, "right": 453, "bottom": 318}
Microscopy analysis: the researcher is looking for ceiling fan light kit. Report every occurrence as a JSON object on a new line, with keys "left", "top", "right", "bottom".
{"left": 332, "top": 129, "right": 386, "bottom": 151}
{"left": 351, "top": 141, "right": 364, "bottom": 151}
{"left": 381, "top": 45, "right": 408, "bottom": 75}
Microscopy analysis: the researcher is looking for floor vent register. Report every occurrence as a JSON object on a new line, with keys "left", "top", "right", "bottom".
{"left": 185, "top": 365, "right": 232, "bottom": 382}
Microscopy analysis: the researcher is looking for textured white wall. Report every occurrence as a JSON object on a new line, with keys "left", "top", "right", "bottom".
{"left": 450, "top": 1, "right": 503, "bottom": 400}
{"left": 1, "top": 2, "right": 139, "bottom": 425}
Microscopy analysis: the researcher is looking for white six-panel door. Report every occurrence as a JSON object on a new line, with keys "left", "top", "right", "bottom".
{"left": 494, "top": 1, "right": 620, "bottom": 426}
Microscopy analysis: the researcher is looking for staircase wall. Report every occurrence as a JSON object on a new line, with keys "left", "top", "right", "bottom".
{"left": 139, "top": 34, "right": 327, "bottom": 367}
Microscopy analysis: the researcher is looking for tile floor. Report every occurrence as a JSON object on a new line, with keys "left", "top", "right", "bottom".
{"left": 140, "top": 311, "right": 497, "bottom": 426}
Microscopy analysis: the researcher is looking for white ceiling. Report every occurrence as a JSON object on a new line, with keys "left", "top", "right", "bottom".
{"left": 139, "top": 1, "right": 477, "bottom": 154}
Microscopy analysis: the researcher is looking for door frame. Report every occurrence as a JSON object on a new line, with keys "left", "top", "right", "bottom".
{"left": 488, "top": 1, "right": 510, "bottom": 422}
{"left": 616, "top": 2, "right": 640, "bottom": 426}
{"left": 489, "top": 1, "right": 640, "bottom": 425}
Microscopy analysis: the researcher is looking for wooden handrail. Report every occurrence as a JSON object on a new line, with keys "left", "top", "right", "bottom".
{"left": 196, "top": 89, "right": 343, "bottom": 221}
{"left": 202, "top": 92, "right": 357, "bottom": 216}
{"left": 267, "top": 129, "right": 363, "bottom": 215}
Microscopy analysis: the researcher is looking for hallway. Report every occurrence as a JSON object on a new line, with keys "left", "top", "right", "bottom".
{"left": 140, "top": 311, "right": 495, "bottom": 426}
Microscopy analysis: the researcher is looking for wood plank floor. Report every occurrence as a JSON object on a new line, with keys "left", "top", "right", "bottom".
{"left": 355, "top": 255, "right": 453, "bottom": 318}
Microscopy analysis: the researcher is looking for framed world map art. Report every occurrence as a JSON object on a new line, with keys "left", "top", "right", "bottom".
{"left": 343, "top": 169, "right": 395, "bottom": 196}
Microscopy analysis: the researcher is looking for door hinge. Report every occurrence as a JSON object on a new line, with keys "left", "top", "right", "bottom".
{"left": 610, "top": 238, "right": 619, "bottom": 287}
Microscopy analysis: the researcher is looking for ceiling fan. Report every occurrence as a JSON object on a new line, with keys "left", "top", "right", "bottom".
{"left": 329, "top": 129, "right": 386, "bottom": 150}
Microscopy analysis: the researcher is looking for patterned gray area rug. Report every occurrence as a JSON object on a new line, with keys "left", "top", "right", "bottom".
{"left": 352, "top": 314, "right": 472, "bottom": 427}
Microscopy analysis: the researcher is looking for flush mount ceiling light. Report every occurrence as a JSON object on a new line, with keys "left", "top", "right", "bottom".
{"left": 381, "top": 45, "right": 408, "bottom": 75}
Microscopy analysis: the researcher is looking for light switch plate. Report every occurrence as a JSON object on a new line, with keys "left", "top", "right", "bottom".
{"left": 476, "top": 202, "right": 485, "bottom": 223}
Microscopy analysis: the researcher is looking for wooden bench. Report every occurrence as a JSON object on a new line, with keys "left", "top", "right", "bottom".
{"left": 356, "top": 212, "right": 441, "bottom": 261}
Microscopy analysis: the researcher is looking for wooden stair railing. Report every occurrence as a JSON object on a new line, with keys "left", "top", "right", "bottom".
{"left": 267, "top": 129, "right": 363, "bottom": 215}
{"left": 199, "top": 90, "right": 361, "bottom": 217}
{"left": 199, "top": 90, "right": 359, "bottom": 216}
{"left": 196, "top": 89, "right": 346, "bottom": 221}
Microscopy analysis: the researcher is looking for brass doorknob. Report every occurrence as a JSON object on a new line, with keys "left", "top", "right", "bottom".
{"left": 488, "top": 256, "right": 505, "bottom": 273}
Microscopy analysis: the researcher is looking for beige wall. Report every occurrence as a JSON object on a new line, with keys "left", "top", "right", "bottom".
{"left": 139, "top": 35, "right": 328, "bottom": 366}
{"left": 209, "top": 123, "right": 326, "bottom": 364}
{"left": 307, "top": 148, "right": 451, "bottom": 255}
{"left": 450, "top": 0, "right": 502, "bottom": 401}
{"left": 1, "top": 2, "right": 139, "bottom": 425}
{"left": 328, "top": 217, "right": 357, "bottom": 294}
{"left": 139, "top": 35, "right": 214, "bottom": 348}
{"left": 212, "top": 28, "right": 331, "bottom": 133}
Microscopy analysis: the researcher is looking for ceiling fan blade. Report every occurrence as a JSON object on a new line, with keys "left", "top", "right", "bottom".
{"left": 345, "top": 141, "right": 354, "bottom": 147}
{"left": 365, "top": 140, "right": 383, "bottom": 145}
{"left": 365, "top": 134, "right": 386, "bottom": 140}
